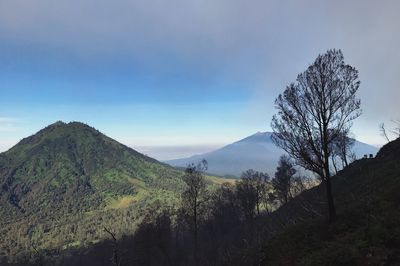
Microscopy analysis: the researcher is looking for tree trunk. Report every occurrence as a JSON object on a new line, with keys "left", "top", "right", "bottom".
{"left": 323, "top": 135, "right": 336, "bottom": 223}
{"left": 194, "top": 196, "right": 198, "bottom": 266}
{"left": 331, "top": 156, "right": 338, "bottom": 175}
{"left": 343, "top": 155, "right": 348, "bottom": 168}
{"left": 324, "top": 174, "right": 336, "bottom": 223}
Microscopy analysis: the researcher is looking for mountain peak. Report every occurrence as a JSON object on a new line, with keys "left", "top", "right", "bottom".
{"left": 253, "top": 131, "right": 273, "bottom": 137}
{"left": 235, "top": 131, "right": 274, "bottom": 144}
{"left": 167, "top": 131, "right": 379, "bottom": 177}
{"left": 0, "top": 121, "right": 175, "bottom": 212}
{"left": 42, "top": 120, "right": 67, "bottom": 131}
{"left": 47, "top": 121, "right": 95, "bottom": 131}
{"left": 46, "top": 120, "right": 94, "bottom": 128}
{"left": 11, "top": 121, "right": 99, "bottom": 149}
{"left": 51, "top": 120, "right": 66, "bottom": 126}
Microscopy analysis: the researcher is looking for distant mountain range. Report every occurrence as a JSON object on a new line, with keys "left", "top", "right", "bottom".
{"left": 166, "top": 132, "right": 379, "bottom": 177}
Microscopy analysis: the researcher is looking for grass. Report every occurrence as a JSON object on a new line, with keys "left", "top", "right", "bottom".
{"left": 62, "top": 240, "right": 81, "bottom": 250}
{"left": 106, "top": 195, "right": 137, "bottom": 209}
{"left": 206, "top": 175, "right": 237, "bottom": 185}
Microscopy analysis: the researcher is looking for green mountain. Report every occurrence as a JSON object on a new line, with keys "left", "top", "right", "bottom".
{"left": 0, "top": 121, "right": 189, "bottom": 262}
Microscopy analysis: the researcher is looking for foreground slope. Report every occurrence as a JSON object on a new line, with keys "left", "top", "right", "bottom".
{"left": 166, "top": 132, "right": 378, "bottom": 177}
{"left": 249, "top": 138, "right": 400, "bottom": 265}
{"left": 0, "top": 121, "right": 186, "bottom": 262}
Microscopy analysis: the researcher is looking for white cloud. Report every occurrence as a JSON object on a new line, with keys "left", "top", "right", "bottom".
{"left": 134, "top": 144, "right": 223, "bottom": 161}
{"left": 0, "top": 117, "right": 17, "bottom": 123}
{"left": 0, "top": 117, "right": 21, "bottom": 132}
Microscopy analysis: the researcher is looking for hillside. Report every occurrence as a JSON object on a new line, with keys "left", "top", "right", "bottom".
{"left": 166, "top": 132, "right": 379, "bottom": 177}
{"left": 0, "top": 121, "right": 225, "bottom": 263}
{"left": 244, "top": 138, "right": 400, "bottom": 265}
{"left": 0, "top": 121, "right": 178, "bottom": 215}
{"left": 8, "top": 136, "right": 399, "bottom": 266}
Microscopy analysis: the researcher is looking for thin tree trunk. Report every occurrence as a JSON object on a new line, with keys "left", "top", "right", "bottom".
{"left": 194, "top": 196, "right": 198, "bottom": 266}
{"left": 331, "top": 156, "right": 338, "bottom": 175}
{"left": 324, "top": 174, "right": 336, "bottom": 223}
{"left": 343, "top": 155, "right": 348, "bottom": 168}
{"left": 323, "top": 134, "right": 336, "bottom": 223}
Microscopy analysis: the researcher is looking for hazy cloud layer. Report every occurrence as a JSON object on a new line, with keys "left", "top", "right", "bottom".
{"left": 0, "top": 117, "right": 21, "bottom": 132}
{"left": 1, "top": 1, "right": 399, "bottom": 88}
{"left": 134, "top": 144, "right": 223, "bottom": 161}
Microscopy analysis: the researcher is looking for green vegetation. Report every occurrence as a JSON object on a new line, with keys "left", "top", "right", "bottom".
{"left": 0, "top": 121, "right": 230, "bottom": 263}
{"left": 2, "top": 120, "right": 400, "bottom": 266}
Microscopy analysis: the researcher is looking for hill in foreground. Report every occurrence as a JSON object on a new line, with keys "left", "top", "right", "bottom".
{"left": 0, "top": 121, "right": 226, "bottom": 263}
{"left": 248, "top": 138, "right": 400, "bottom": 265}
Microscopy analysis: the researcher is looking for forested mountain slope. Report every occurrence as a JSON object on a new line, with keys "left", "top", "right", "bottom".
{"left": 0, "top": 121, "right": 191, "bottom": 263}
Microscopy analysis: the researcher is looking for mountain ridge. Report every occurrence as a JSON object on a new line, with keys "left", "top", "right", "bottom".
{"left": 166, "top": 131, "right": 379, "bottom": 177}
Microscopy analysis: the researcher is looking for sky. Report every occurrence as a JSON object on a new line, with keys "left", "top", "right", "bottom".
{"left": 0, "top": 0, "right": 399, "bottom": 160}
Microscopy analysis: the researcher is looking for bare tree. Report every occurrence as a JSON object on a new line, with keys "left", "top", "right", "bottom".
{"left": 181, "top": 159, "right": 208, "bottom": 265}
{"left": 391, "top": 119, "right": 400, "bottom": 136}
{"left": 380, "top": 123, "right": 391, "bottom": 142}
{"left": 271, "top": 49, "right": 361, "bottom": 222}
{"left": 331, "top": 130, "right": 355, "bottom": 168}
{"left": 380, "top": 120, "right": 400, "bottom": 142}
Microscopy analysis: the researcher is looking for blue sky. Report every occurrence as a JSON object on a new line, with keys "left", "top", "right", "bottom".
{"left": 1, "top": 0, "right": 400, "bottom": 159}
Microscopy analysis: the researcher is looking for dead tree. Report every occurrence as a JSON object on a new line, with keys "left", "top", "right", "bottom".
{"left": 271, "top": 49, "right": 361, "bottom": 222}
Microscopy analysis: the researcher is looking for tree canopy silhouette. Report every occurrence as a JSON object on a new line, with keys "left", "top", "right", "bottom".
{"left": 271, "top": 49, "right": 361, "bottom": 222}
{"left": 181, "top": 159, "right": 208, "bottom": 265}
